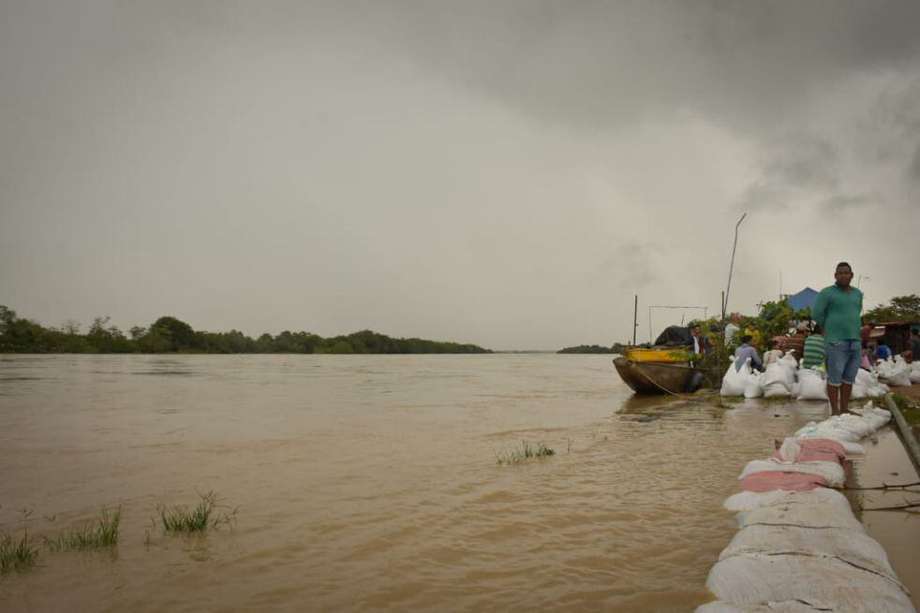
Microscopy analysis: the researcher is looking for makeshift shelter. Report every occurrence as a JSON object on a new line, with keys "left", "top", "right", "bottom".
{"left": 864, "top": 321, "right": 919, "bottom": 356}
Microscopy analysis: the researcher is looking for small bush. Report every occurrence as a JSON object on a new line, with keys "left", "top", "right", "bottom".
{"left": 496, "top": 441, "right": 555, "bottom": 465}
{"left": 45, "top": 507, "right": 120, "bottom": 551}
{"left": 0, "top": 530, "right": 39, "bottom": 574}
{"left": 158, "top": 492, "right": 236, "bottom": 533}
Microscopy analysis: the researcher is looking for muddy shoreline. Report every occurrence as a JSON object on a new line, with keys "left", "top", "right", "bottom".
{"left": 845, "top": 422, "right": 920, "bottom": 609}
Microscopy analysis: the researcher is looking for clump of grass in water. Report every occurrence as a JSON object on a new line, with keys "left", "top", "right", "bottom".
{"left": 496, "top": 440, "right": 555, "bottom": 465}
{"left": 44, "top": 507, "right": 121, "bottom": 552}
{"left": 0, "top": 530, "right": 39, "bottom": 574}
{"left": 158, "top": 491, "right": 236, "bottom": 533}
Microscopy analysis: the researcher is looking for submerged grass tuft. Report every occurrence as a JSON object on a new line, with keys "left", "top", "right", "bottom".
{"left": 158, "top": 491, "right": 236, "bottom": 533}
{"left": 496, "top": 440, "right": 555, "bottom": 465}
{"left": 0, "top": 530, "right": 39, "bottom": 574}
{"left": 44, "top": 507, "right": 120, "bottom": 552}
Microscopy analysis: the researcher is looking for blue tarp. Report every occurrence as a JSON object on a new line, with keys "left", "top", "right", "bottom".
{"left": 787, "top": 287, "right": 819, "bottom": 311}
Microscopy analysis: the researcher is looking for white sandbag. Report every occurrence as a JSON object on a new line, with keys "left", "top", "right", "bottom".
{"left": 723, "top": 488, "right": 845, "bottom": 513}
{"left": 878, "top": 356, "right": 913, "bottom": 387}
{"left": 720, "top": 524, "right": 899, "bottom": 584}
{"left": 706, "top": 554, "right": 914, "bottom": 613}
{"left": 738, "top": 459, "right": 845, "bottom": 488}
{"left": 849, "top": 403, "right": 891, "bottom": 430}
{"left": 851, "top": 381, "right": 868, "bottom": 399}
{"left": 724, "top": 490, "right": 792, "bottom": 513}
{"left": 866, "top": 382, "right": 888, "bottom": 398}
{"left": 743, "top": 377, "right": 763, "bottom": 398}
{"left": 739, "top": 491, "right": 862, "bottom": 530}
{"left": 877, "top": 357, "right": 896, "bottom": 378}
{"left": 796, "top": 368, "right": 828, "bottom": 400}
{"left": 776, "top": 438, "right": 800, "bottom": 463}
{"left": 794, "top": 421, "right": 860, "bottom": 443}
{"left": 855, "top": 368, "right": 874, "bottom": 386}
{"left": 857, "top": 367, "right": 891, "bottom": 396}
{"left": 721, "top": 361, "right": 747, "bottom": 396}
{"left": 886, "top": 370, "right": 913, "bottom": 387}
{"left": 793, "top": 425, "right": 865, "bottom": 455}
{"left": 911, "top": 368, "right": 920, "bottom": 384}
{"left": 837, "top": 440, "right": 865, "bottom": 455}
{"left": 779, "top": 354, "right": 798, "bottom": 386}
{"left": 762, "top": 349, "right": 784, "bottom": 366}
{"left": 761, "top": 363, "right": 791, "bottom": 398}
{"left": 697, "top": 600, "right": 840, "bottom": 612}
{"left": 722, "top": 359, "right": 760, "bottom": 397}
{"left": 763, "top": 384, "right": 790, "bottom": 398}
{"left": 793, "top": 413, "right": 880, "bottom": 442}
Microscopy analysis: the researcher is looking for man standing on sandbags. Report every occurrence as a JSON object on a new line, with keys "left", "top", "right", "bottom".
{"left": 812, "top": 262, "right": 863, "bottom": 415}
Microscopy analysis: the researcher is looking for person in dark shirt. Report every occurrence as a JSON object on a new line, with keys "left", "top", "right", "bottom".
{"left": 734, "top": 335, "right": 764, "bottom": 372}
{"left": 689, "top": 324, "right": 710, "bottom": 356}
{"left": 911, "top": 330, "right": 920, "bottom": 363}
{"left": 875, "top": 342, "right": 892, "bottom": 361}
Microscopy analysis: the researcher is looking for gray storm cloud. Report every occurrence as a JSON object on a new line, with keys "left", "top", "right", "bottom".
{"left": 1, "top": 1, "right": 919, "bottom": 349}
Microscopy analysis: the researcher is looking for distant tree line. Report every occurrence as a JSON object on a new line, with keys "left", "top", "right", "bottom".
{"left": 557, "top": 343, "right": 628, "bottom": 354}
{"left": 0, "top": 306, "right": 490, "bottom": 354}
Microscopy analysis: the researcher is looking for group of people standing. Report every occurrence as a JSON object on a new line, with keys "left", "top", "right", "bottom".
{"left": 728, "top": 262, "right": 919, "bottom": 416}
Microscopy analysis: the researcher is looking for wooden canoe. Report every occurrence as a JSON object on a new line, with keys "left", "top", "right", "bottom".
{"left": 613, "top": 356, "right": 703, "bottom": 395}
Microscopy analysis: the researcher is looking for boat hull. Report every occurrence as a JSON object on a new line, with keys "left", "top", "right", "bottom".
{"left": 613, "top": 357, "right": 702, "bottom": 395}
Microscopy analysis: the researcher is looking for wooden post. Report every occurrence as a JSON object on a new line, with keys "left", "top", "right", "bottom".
{"left": 633, "top": 294, "right": 638, "bottom": 346}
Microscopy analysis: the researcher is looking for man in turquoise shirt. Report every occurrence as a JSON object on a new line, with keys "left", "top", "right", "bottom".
{"left": 811, "top": 262, "right": 863, "bottom": 415}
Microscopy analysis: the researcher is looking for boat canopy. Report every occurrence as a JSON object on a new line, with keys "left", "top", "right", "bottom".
{"left": 654, "top": 325, "right": 692, "bottom": 347}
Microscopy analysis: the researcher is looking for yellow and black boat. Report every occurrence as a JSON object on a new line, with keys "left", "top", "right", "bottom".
{"left": 613, "top": 346, "right": 703, "bottom": 395}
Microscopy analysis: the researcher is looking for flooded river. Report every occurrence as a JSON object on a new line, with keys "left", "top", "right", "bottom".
{"left": 0, "top": 355, "right": 915, "bottom": 611}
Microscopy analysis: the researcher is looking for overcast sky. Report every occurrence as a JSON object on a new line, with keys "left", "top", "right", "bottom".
{"left": 2, "top": 1, "right": 919, "bottom": 350}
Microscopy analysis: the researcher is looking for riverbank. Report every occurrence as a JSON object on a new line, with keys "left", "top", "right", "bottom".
{"left": 852, "top": 424, "right": 920, "bottom": 609}
{"left": 700, "top": 395, "right": 920, "bottom": 611}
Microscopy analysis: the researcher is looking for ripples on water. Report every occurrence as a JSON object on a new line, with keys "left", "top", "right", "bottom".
{"left": 0, "top": 355, "right": 834, "bottom": 611}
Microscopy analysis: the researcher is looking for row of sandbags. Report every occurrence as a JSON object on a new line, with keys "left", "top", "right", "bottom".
{"left": 721, "top": 353, "right": 891, "bottom": 400}
{"left": 796, "top": 367, "right": 891, "bottom": 401}
{"left": 697, "top": 402, "right": 916, "bottom": 612}
{"left": 877, "top": 355, "right": 920, "bottom": 387}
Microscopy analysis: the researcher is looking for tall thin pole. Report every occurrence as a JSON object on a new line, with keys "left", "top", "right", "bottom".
{"left": 632, "top": 294, "right": 638, "bottom": 346}
{"left": 722, "top": 213, "right": 747, "bottom": 321}
{"left": 648, "top": 306, "right": 652, "bottom": 344}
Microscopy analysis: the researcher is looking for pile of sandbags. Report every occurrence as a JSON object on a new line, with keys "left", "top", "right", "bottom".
{"left": 698, "top": 403, "right": 914, "bottom": 612}
{"left": 722, "top": 352, "right": 799, "bottom": 398}
{"left": 853, "top": 368, "right": 889, "bottom": 399}
{"left": 700, "top": 489, "right": 913, "bottom": 613}
{"left": 877, "top": 356, "right": 913, "bottom": 387}
{"left": 721, "top": 359, "right": 762, "bottom": 397}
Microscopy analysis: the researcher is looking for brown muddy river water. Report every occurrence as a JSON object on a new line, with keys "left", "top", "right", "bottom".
{"left": 0, "top": 354, "right": 916, "bottom": 611}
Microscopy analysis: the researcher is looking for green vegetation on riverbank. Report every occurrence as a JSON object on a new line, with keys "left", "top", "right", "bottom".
{"left": 0, "top": 305, "right": 490, "bottom": 354}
